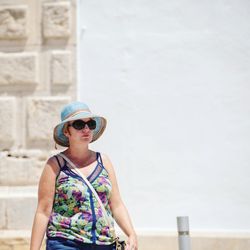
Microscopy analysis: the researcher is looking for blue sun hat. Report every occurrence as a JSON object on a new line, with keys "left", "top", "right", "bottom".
{"left": 53, "top": 101, "right": 107, "bottom": 147}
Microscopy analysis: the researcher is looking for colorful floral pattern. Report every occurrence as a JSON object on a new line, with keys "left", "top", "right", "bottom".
{"left": 46, "top": 153, "right": 114, "bottom": 245}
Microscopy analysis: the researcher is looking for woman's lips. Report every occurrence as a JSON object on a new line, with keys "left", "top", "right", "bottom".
{"left": 81, "top": 134, "right": 90, "bottom": 137}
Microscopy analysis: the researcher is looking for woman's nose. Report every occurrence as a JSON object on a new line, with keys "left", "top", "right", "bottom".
{"left": 82, "top": 124, "right": 90, "bottom": 131}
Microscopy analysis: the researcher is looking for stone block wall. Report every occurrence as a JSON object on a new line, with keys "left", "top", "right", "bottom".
{"left": 0, "top": 0, "right": 76, "bottom": 243}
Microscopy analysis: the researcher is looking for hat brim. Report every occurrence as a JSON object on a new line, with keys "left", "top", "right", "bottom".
{"left": 53, "top": 111, "right": 107, "bottom": 147}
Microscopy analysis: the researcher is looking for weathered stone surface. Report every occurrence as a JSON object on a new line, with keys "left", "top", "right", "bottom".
{"left": 0, "top": 244, "right": 12, "bottom": 250}
{"left": 0, "top": 156, "right": 44, "bottom": 186}
{"left": 7, "top": 197, "right": 36, "bottom": 230}
{"left": 27, "top": 97, "right": 70, "bottom": 141}
{"left": 0, "top": 0, "right": 76, "bottom": 242}
{"left": 0, "top": 186, "right": 37, "bottom": 230}
{"left": 0, "top": 97, "right": 16, "bottom": 149}
{"left": 3, "top": 238, "right": 30, "bottom": 250}
{"left": 2, "top": 149, "right": 48, "bottom": 161}
{"left": 0, "top": 230, "right": 46, "bottom": 250}
{"left": 0, "top": 6, "right": 27, "bottom": 40}
{"left": 43, "top": 2, "right": 71, "bottom": 39}
{"left": 51, "top": 51, "right": 72, "bottom": 85}
{"left": 0, "top": 53, "right": 38, "bottom": 85}
{"left": 0, "top": 200, "right": 6, "bottom": 229}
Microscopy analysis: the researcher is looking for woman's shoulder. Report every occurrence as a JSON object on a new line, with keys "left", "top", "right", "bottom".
{"left": 44, "top": 154, "right": 61, "bottom": 173}
{"left": 47, "top": 154, "right": 59, "bottom": 166}
{"left": 98, "top": 152, "right": 111, "bottom": 162}
{"left": 47, "top": 151, "right": 67, "bottom": 165}
{"left": 98, "top": 152, "right": 114, "bottom": 171}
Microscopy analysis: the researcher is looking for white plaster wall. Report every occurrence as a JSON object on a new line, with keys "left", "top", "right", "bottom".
{"left": 77, "top": 0, "right": 250, "bottom": 231}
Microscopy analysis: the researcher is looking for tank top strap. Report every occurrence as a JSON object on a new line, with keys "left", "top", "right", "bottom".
{"left": 96, "top": 152, "right": 104, "bottom": 166}
{"left": 54, "top": 154, "right": 66, "bottom": 169}
{"left": 52, "top": 155, "right": 64, "bottom": 177}
{"left": 54, "top": 155, "right": 60, "bottom": 167}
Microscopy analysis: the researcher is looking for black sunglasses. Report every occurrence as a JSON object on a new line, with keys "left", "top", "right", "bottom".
{"left": 68, "top": 119, "right": 96, "bottom": 130}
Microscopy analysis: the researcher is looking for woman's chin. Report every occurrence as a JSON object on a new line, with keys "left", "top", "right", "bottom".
{"left": 80, "top": 135, "right": 92, "bottom": 142}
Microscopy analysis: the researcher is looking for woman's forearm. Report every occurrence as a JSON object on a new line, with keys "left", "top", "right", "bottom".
{"left": 30, "top": 211, "right": 50, "bottom": 250}
{"left": 112, "top": 202, "right": 136, "bottom": 237}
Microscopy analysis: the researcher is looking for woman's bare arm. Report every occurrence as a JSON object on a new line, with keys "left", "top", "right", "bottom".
{"left": 102, "top": 154, "right": 138, "bottom": 250}
{"left": 30, "top": 157, "right": 59, "bottom": 250}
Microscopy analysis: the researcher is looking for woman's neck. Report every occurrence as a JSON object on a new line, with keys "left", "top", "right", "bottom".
{"left": 64, "top": 144, "right": 92, "bottom": 162}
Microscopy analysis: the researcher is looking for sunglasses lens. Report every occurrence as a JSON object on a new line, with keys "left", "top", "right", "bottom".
{"left": 71, "top": 119, "right": 96, "bottom": 130}
{"left": 87, "top": 120, "right": 96, "bottom": 130}
{"left": 72, "top": 120, "right": 85, "bottom": 130}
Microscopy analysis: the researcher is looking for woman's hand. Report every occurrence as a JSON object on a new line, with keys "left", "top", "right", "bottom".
{"left": 125, "top": 234, "right": 138, "bottom": 250}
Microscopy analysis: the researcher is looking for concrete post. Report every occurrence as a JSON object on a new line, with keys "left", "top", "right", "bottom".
{"left": 177, "top": 216, "right": 191, "bottom": 250}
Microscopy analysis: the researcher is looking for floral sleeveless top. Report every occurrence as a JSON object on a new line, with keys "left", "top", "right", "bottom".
{"left": 46, "top": 152, "right": 114, "bottom": 245}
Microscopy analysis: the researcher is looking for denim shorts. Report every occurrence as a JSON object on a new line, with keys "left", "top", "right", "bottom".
{"left": 46, "top": 237, "right": 115, "bottom": 250}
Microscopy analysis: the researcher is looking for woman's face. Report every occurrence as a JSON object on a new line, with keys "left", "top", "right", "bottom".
{"left": 64, "top": 118, "right": 95, "bottom": 144}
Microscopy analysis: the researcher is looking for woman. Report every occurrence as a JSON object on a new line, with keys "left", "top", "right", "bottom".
{"left": 30, "top": 101, "right": 138, "bottom": 250}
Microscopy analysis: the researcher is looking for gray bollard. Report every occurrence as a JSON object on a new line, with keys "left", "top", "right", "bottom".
{"left": 177, "top": 216, "right": 191, "bottom": 250}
